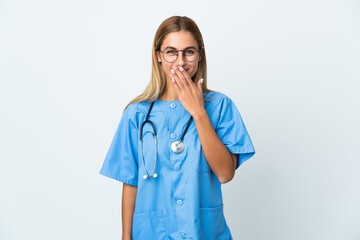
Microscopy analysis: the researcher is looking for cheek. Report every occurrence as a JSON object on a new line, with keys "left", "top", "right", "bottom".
{"left": 190, "top": 64, "right": 199, "bottom": 76}
{"left": 160, "top": 63, "right": 172, "bottom": 76}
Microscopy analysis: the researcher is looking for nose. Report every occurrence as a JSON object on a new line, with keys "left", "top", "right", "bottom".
{"left": 174, "top": 51, "right": 186, "bottom": 66}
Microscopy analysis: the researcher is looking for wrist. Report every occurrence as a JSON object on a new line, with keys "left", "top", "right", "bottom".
{"left": 122, "top": 234, "right": 132, "bottom": 240}
{"left": 193, "top": 108, "right": 207, "bottom": 121}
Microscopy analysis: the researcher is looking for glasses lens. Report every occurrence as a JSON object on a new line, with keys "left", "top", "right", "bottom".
{"left": 184, "top": 47, "right": 199, "bottom": 62}
{"left": 163, "top": 47, "right": 199, "bottom": 62}
{"left": 163, "top": 47, "right": 177, "bottom": 63}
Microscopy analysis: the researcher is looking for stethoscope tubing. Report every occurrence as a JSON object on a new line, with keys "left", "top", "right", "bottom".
{"left": 140, "top": 101, "right": 158, "bottom": 179}
{"left": 140, "top": 100, "right": 192, "bottom": 179}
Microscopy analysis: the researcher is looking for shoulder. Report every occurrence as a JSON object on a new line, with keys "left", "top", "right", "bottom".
{"left": 124, "top": 101, "right": 153, "bottom": 115}
{"left": 122, "top": 101, "right": 153, "bottom": 126}
{"left": 204, "top": 90, "right": 234, "bottom": 108}
{"left": 123, "top": 102, "right": 139, "bottom": 117}
{"left": 118, "top": 102, "right": 138, "bottom": 128}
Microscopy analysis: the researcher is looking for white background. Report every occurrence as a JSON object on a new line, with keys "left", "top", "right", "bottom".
{"left": 0, "top": 0, "right": 359, "bottom": 239}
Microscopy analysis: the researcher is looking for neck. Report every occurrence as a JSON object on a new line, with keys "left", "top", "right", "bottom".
{"left": 158, "top": 77, "right": 179, "bottom": 101}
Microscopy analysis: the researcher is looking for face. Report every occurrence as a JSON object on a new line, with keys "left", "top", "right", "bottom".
{"left": 156, "top": 31, "right": 202, "bottom": 81}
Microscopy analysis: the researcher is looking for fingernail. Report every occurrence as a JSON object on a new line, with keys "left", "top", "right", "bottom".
{"left": 172, "top": 78, "right": 175, "bottom": 82}
{"left": 171, "top": 69, "right": 175, "bottom": 74}
{"left": 200, "top": 78, "right": 203, "bottom": 83}
{"left": 179, "top": 66, "right": 184, "bottom": 71}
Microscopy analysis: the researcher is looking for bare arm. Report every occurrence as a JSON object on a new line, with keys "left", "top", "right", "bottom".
{"left": 122, "top": 183, "right": 138, "bottom": 240}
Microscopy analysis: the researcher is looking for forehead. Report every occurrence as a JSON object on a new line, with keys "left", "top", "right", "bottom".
{"left": 162, "top": 31, "right": 198, "bottom": 49}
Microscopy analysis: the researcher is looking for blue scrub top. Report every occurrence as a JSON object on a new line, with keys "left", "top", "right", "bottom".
{"left": 99, "top": 91, "right": 255, "bottom": 240}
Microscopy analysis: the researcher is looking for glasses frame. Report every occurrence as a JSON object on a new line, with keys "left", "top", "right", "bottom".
{"left": 158, "top": 46, "right": 203, "bottom": 63}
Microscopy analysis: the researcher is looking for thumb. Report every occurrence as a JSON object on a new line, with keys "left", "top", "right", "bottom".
{"left": 197, "top": 78, "right": 203, "bottom": 93}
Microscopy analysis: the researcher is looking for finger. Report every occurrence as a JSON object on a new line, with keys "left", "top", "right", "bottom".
{"left": 179, "top": 66, "right": 195, "bottom": 87}
{"left": 171, "top": 68, "right": 185, "bottom": 90}
{"left": 173, "top": 66, "right": 188, "bottom": 89}
{"left": 171, "top": 78, "right": 181, "bottom": 93}
{"left": 197, "top": 78, "right": 203, "bottom": 93}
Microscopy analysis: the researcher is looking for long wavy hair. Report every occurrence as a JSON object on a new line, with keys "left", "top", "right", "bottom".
{"left": 124, "top": 16, "right": 214, "bottom": 112}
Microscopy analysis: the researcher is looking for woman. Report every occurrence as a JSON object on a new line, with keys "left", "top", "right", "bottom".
{"left": 99, "top": 15, "right": 256, "bottom": 240}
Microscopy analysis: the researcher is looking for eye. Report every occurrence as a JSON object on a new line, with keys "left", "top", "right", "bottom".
{"left": 164, "top": 47, "right": 177, "bottom": 55}
{"left": 184, "top": 48, "right": 196, "bottom": 55}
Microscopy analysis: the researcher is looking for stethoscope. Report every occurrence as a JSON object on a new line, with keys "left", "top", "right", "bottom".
{"left": 140, "top": 100, "right": 193, "bottom": 179}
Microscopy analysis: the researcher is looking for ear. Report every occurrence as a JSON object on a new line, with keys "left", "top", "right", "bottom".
{"left": 198, "top": 48, "right": 203, "bottom": 62}
{"left": 156, "top": 51, "right": 162, "bottom": 63}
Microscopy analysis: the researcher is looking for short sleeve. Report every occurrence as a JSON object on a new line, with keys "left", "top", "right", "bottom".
{"left": 99, "top": 103, "right": 139, "bottom": 186}
{"left": 215, "top": 96, "right": 256, "bottom": 169}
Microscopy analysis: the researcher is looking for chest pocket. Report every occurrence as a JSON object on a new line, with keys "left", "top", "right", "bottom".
{"left": 192, "top": 148, "right": 212, "bottom": 173}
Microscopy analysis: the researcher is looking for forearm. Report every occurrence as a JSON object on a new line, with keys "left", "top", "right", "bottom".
{"left": 193, "top": 109, "right": 236, "bottom": 183}
{"left": 122, "top": 183, "right": 138, "bottom": 240}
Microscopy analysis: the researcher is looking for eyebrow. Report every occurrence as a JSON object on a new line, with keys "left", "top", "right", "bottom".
{"left": 165, "top": 46, "right": 197, "bottom": 49}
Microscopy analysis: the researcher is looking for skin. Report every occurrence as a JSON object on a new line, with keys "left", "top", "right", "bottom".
{"left": 122, "top": 183, "right": 137, "bottom": 240}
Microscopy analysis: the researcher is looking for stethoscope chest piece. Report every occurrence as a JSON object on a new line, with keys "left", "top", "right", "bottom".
{"left": 171, "top": 140, "right": 184, "bottom": 153}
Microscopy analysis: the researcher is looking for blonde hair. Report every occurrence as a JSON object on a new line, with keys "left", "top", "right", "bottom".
{"left": 124, "top": 16, "right": 215, "bottom": 112}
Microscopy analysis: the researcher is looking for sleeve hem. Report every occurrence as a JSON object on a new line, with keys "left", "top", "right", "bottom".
{"left": 226, "top": 145, "right": 255, "bottom": 169}
{"left": 99, "top": 168, "right": 138, "bottom": 187}
{"left": 226, "top": 145, "right": 255, "bottom": 154}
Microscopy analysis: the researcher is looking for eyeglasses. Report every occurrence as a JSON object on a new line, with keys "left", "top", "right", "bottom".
{"left": 158, "top": 46, "right": 201, "bottom": 63}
